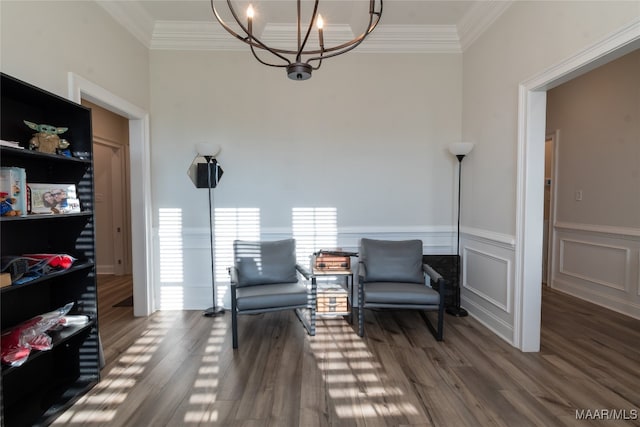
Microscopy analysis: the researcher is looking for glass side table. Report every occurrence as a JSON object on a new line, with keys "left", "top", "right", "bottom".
{"left": 312, "top": 268, "right": 353, "bottom": 323}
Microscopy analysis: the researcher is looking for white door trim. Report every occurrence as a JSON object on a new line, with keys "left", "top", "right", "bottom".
{"left": 545, "top": 130, "right": 560, "bottom": 288}
{"left": 515, "top": 19, "right": 640, "bottom": 351}
{"left": 67, "top": 72, "right": 154, "bottom": 317}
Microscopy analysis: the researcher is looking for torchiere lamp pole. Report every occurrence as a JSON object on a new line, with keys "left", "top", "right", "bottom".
{"left": 197, "top": 143, "right": 225, "bottom": 317}
{"left": 446, "top": 142, "right": 474, "bottom": 317}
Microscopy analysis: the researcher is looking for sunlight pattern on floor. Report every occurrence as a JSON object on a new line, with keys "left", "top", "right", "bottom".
{"left": 182, "top": 317, "right": 227, "bottom": 423}
{"left": 308, "top": 320, "right": 421, "bottom": 423}
{"left": 52, "top": 313, "right": 178, "bottom": 424}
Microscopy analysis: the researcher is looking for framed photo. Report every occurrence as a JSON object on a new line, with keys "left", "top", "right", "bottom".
{"left": 29, "top": 183, "right": 81, "bottom": 214}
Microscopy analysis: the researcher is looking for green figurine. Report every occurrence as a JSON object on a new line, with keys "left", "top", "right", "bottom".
{"left": 24, "top": 120, "right": 69, "bottom": 154}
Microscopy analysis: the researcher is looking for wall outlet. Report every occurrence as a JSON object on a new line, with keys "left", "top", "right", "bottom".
{"left": 575, "top": 190, "right": 583, "bottom": 201}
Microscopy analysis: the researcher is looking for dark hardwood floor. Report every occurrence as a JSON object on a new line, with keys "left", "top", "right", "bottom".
{"left": 52, "top": 276, "right": 640, "bottom": 426}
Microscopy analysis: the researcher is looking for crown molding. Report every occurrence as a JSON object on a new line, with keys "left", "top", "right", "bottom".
{"left": 96, "top": 0, "right": 155, "bottom": 48}
{"left": 150, "top": 21, "right": 243, "bottom": 51}
{"left": 365, "top": 25, "right": 461, "bottom": 53}
{"left": 457, "top": 0, "right": 513, "bottom": 51}
{"left": 97, "top": 0, "right": 508, "bottom": 54}
{"left": 151, "top": 21, "right": 461, "bottom": 53}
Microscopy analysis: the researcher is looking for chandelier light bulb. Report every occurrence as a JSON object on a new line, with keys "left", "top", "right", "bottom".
{"left": 316, "top": 15, "right": 324, "bottom": 29}
{"left": 246, "top": 5, "right": 254, "bottom": 19}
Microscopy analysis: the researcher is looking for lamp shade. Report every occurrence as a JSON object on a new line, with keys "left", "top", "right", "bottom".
{"left": 196, "top": 142, "right": 221, "bottom": 157}
{"left": 448, "top": 142, "right": 475, "bottom": 157}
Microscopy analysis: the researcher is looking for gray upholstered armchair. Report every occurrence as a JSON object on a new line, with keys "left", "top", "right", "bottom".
{"left": 229, "top": 239, "right": 316, "bottom": 349}
{"left": 357, "top": 238, "right": 445, "bottom": 341}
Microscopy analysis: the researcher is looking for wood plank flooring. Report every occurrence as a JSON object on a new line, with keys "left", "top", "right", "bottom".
{"left": 52, "top": 277, "right": 640, "bottom": 426}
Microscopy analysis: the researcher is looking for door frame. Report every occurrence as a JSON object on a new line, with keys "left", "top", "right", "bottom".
{"left": 543, "top": 131, "right": 560, "bottom": 287}
{"left": 515, "top": 20, "right": 640, "bottom": 351}
{"left": 68, "top": 72, "right": 154, "bottom": 317}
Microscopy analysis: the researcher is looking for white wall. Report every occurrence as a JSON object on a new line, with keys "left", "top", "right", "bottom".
{"left": 461, "top": 1, "right": 639, "bottom": 344}
{"left": 0, "top": 1, "right": 149, "bottom": 110}
{"left": 150, "top": 50, "right": 463, "bottom": 309}
{"left": 546, "top": 49, "right": 640, "bottom": 319}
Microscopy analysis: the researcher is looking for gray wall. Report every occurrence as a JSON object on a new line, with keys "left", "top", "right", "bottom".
{"left": 548, "top": 50, "right": 640, "bottom": 229}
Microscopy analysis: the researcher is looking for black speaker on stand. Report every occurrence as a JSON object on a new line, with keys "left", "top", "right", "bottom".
{"left": 193, "top": 144, "right": 225, "bottom": 317}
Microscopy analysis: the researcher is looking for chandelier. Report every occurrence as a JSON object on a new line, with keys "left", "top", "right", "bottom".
{"left": 210, "top": 0, "right": 383, "bottom": 80}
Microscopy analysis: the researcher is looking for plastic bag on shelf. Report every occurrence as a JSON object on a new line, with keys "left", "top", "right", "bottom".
{"left": 1, "top": 302, "right": 74, "bottom": 367}
{"left": 48, "top": 314, "right": 90, "bottom": 332}
{"left": 61, "top": 315, "right": 90, "bottom": 326}
{"left": 6, "top": 254, "right": 77, "bottom": 285}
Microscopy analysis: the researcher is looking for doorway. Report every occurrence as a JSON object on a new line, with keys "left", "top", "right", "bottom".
{"left": 68, "top": 72, "right": 153, "bottom": 317}
{"left": 82, "top": 100, "right": 132, "bottom": 277}
{"left": 516, "top": 25, "right": 640, "bottom": 351}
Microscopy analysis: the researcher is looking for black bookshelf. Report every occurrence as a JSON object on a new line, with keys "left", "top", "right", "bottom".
{"left": 1, "top": 73, "right": 100, "bottom": 427}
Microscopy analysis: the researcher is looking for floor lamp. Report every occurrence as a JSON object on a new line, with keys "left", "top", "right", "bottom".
{"left": 196, "top": 143, "right": 225, "bottom": 317}
{"left": 446, "top": 142, "right": 474, "bottom": 317}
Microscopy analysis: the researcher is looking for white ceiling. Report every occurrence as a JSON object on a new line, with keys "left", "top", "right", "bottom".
{"left": 97, "top": 0, "right": 512, "bottom": 53}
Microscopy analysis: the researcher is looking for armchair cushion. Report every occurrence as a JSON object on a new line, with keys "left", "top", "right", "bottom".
{"left": 360, "top": 238, "right": 424, "bottom": 284}
{"left": 235, "top": 282, "right": 310, "bottom": 311}
{"left": 234, "top": 239, "right": 298, "bottom": 287}
{"left": 363, "top": 282, "right": 440, "bottom": 305}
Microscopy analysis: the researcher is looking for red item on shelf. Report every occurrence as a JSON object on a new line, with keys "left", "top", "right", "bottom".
{"left": 22, "top": 253, "right": 76, "bottom": 269}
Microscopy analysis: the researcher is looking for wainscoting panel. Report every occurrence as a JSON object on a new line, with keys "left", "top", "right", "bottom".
{"left": 464, "top": 247, "right": 511, "bottom": 312}
{"left": 461, "top": 228, "right": 516, "bottom": 344}
{"left": 552, "top": 222, "right": 640, "bottom": 320}
{"left": 559, "top": 238, "right": 629, "bottom": 291}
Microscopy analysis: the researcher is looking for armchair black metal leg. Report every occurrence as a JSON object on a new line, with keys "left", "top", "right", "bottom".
{"left": 295, "top": 307, "right": 316, "bottom": 336}
{"left": 296, "top": 276, "right": 316, "bottom": 336}
{"left": 347, "top": 275, "right": 354, "bottom": 325}
{"left": 232, "top": 310, "right": 238, "bottom": 349}
{"left": 231, "top": 288, "right": 238, "bottom": 349}
{"left": 419, "top": 310, "right": 444, "bottom": 342}
{"left": 437, "top": 305, "right": 444, "bottom": 341}
{"left": 358, "top": 280, "right": 365, "bottom": 337}
{"left": 310, "top": 277, "right": 316, "bottom": 335}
